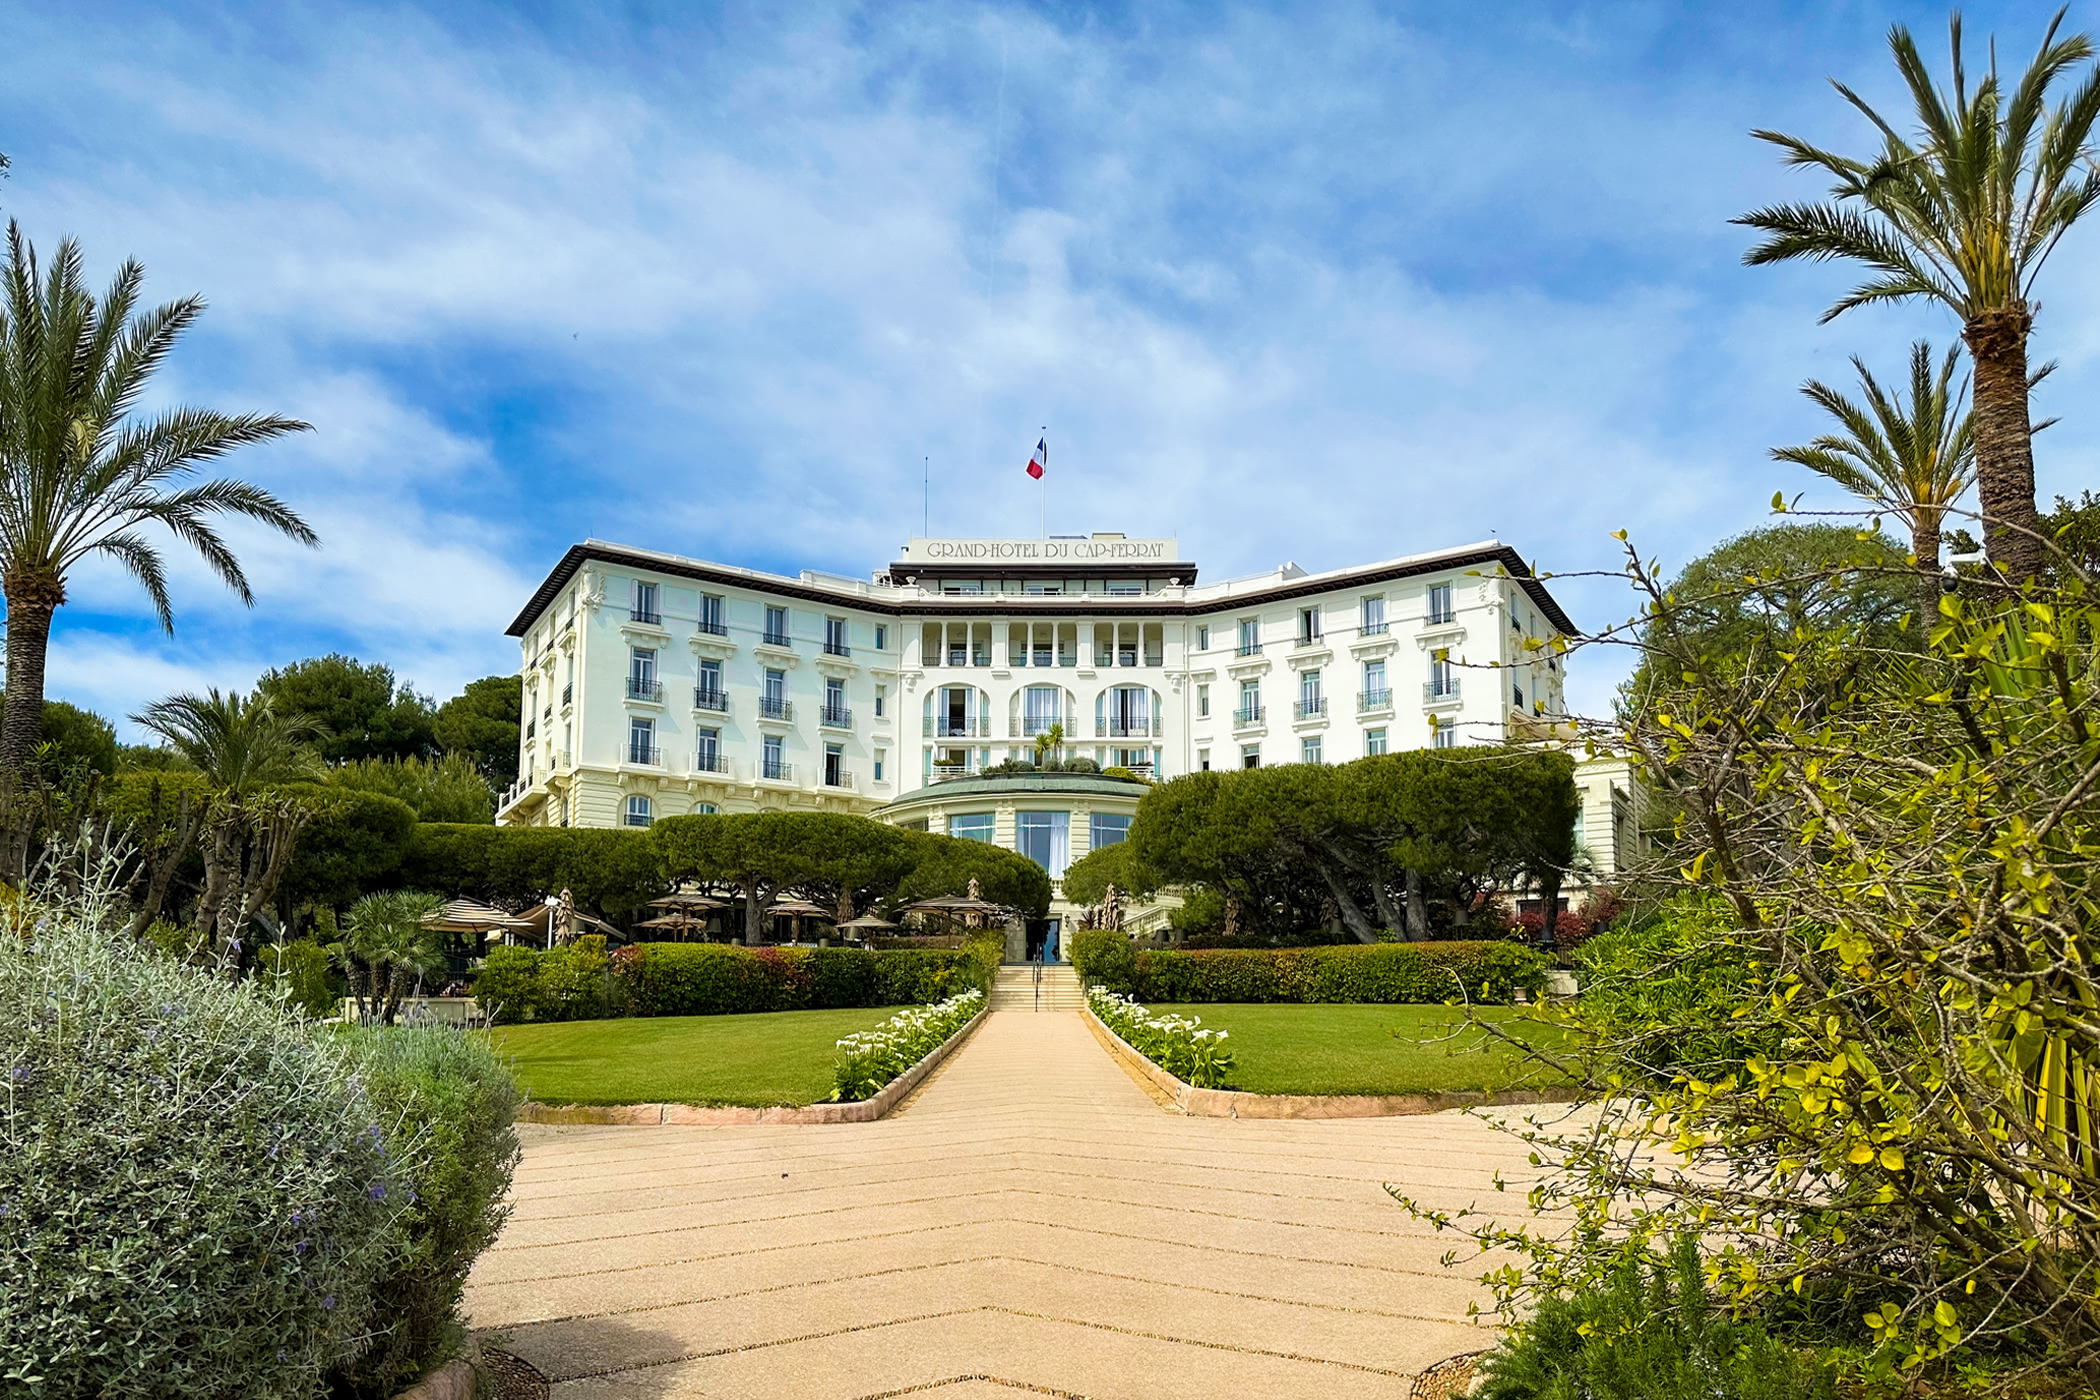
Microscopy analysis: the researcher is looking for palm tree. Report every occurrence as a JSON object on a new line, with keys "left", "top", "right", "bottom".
{"left": 333, "top": 889, "right": 447, "bottom": 1025}
{"left": 131, "top": 689, "right": 324, "bottom": 796}
{"left": 0, "top": 223, "right": 315, "bottom": 775}
{"left": 1735, "top": 11, "right": 2100, "bottom": 585}
{"left": 1772, "top": 340, "right": 1974, "bottom": 622}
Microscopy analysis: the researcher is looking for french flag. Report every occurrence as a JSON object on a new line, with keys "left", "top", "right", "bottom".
{"left": 1026, "top": 437, "right": 1047, "bottom": 480}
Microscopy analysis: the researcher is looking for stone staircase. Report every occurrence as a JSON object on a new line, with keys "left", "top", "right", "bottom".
{"left": 989, "top": 963, "right": 1086, "bottom": 1012}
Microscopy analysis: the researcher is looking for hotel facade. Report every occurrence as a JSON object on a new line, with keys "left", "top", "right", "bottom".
{"left": 498, "top": 534, "right": 1634, "bottom": 926}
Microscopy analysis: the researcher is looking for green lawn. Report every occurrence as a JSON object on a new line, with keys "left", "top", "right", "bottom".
{"left": 1151, "top": 1003, "right": 1573, "bottom": 1096}
{"left": 491, "top": 1007, "right": 897, "bottom": 1106}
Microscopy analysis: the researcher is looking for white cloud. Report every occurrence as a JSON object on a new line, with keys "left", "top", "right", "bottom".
{"left": 4, "top": 0, "right": 2096, "bottom": 737}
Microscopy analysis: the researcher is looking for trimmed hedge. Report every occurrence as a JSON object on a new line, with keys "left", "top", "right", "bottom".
{"left": 1079, "top": 939, "right": 1547, "bottom": 1005}
{"left": 482, "top": 931, "right": 1004, "bottom": 1022}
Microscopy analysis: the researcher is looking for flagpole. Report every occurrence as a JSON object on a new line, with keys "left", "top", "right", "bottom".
{"left": 1040, "top": 427, "right": 1047, "bottom": 538}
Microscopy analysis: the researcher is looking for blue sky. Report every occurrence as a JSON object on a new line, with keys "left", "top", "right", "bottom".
{"left": 3, "top": 0, "right": 2096, "bottom": 731}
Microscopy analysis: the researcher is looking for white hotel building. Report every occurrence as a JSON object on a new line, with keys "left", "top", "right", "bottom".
{"left": 497, "top": 534, "right": 1634, "bottom": 923}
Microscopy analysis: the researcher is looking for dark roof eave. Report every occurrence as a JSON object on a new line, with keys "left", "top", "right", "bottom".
{"left": 507, "top": 542, "right": 1577, "bottom": 638}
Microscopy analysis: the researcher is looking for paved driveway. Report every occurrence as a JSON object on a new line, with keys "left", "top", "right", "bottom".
{"left": 467, "top": 1010, "right": 1549, "bottom": 1398}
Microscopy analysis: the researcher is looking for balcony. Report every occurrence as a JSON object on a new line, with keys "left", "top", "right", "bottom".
{"left": 1361, "top": 619, "right": 1389, "bottom": 637}
{"left": 626, "top": 743, "right": 662, "bottom": 767}
{"left": 693, "top": 687, "right": 730, "bottom": 714}
{"left": 1424, "top": 678, "right": 1462, "bottom": 703}
{"left": 822, "top": 768, "right": 855, "bottom": 790}
{"left": 1236, "top": 641, "right": 1263, "bottom": 657}
{"left": 761, "top": 629, "right": 792, "bottom": 648}
{"left": 760, "top": 757, "right": 794, "bottom": 782}
{"left": 1296, "top": 631, "right": 1322, "bottom": 649}
{"left": 1358, "top": 688, "right": 1393, "bottom": 713}
{"left": 1021, "top": 716, "right": 1064, "bottom": 737}
{"left": 626, "top": 677, "right": 663, "bottom": 702}
{"left": 1426, "top": 607, "right": 1457, "bottom": 627}
{"left": 1100, "top": 717, "right": 1156, "bottom": 738}
{"left": 630, "top": 605, "right": 661, "bottom": 625}
{"left": 693, "top": 750, "right": 731, "bottom": 776}
{"left": 925, "top": 716, "right": 986, "bottom": 738}
{"left": 819, "top": 705, "right": 853, "bottom": 729}
{"left": 932, "top": 762, "right": 980, "bottom": 782}
{"left": 758, "top": 696, "right": 793, "bottom": 722}
{"left": 696, "top": 616, "right": 728, "bottom": 637}
{"left": 823, "top": 639, "right": 851, "bottom": 658}
{"left": 1234, "top": 704, "right": 1264, "bottom": 728}
{"left": 1293, "top": 697, "right": 1327, "bottom": 720}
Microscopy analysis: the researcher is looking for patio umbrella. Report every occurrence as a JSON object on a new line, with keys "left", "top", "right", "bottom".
{"left": 648, "top": 890, "right": 729, "bottom": 911}
{"left": 836, "top": 913, "right": 898, "bottom": 932}
{"left": 422, "top": 898, "right": 533, "bottom": 934}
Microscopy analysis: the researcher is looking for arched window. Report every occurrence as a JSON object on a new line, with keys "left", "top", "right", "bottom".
{"left": 624, "top": 794, "right": 653, "bottom": 828}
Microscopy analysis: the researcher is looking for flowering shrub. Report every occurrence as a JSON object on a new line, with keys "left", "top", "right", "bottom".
{"left": 1087, "top": 987, "right": 1234, "bottom": 1088}
{"left": 831, "top": 988, "right": 984, "bottom": 1102}
{"left": 330, "top": 1026, "right": 520, "bottom": 1399}
{"left": 0, "top": 854, "right": 402, "bottom": 1399}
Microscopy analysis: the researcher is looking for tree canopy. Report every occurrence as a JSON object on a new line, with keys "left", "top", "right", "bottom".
{"left": 1128, "top": 750, "right": 1579, "bottom": 943}
{"left": 1621, "top": 525, "right": 1915, "bottom": 719}
{"left": 328, "top": 753, "right": 493, "bottom": 824}
{"left": 256, "top": 654, "right": 437, "bottom": 764}
{"left": 435, "top": 675, "right": 522, "bottom": 785}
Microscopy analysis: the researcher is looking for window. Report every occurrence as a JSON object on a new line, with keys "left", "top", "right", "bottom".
{"left": 823, "top": 676, "right": 847, "bottom": 723}
{"left": 1197, "top": 683, "right": 1210, "bottom": 718}
{"left": 694, "top": 802, "right": 718, "bottom": 815}
{"left": 1512, "top": 607, "right": 1523, "bottom": 632}
{"left": 1433, "top": 715, "right": 1456, "bottom": 749}
{"left": 1514, "top": 682, "right": 1526, "bottom": 710}
{"left": 1196, "top": 624, "right": 1210, "bottom": 651}
{"left": 874, "top": 749, "right": 885, "bottom": 783}
{"left": 1241, "top": 744, "right": 1261, "bottom": 769}
{"left": 627, "top": 717, "right": 656, "bottom": 765}
{"left": 631, "top": 580, "right": 660, "bottom": 624}
{"left": 824, "top": 743, "right": 845, "bottom": 787}
{"left": 1023, "top": 685, "right": 1060, "bottom": 735}
{"left": 761, "top": 667, "right": 788, "bottom": 720}
{"left": 696, "top": 658, "right": 724, "bottom": 710}
{"left": 1429, "top": 649, "right": 1457, "bottom": 699}
{"left": 763, "top": 605, "right": 790, "bottom": 646}
{"left": 949, "top": 811, "right": 995, "bottom": 843}
{"left": 1237, "top": 617, "right": 1261, "bottom": 655}
{"left": 1198, "top": 747, "right": 1211, "bottom": 771}
{"left": 874, "top": 624, "right": 888, "bottom": 651}
{"left": 1237, "top": 678, "right": 1261, "bottom": 725}
{"left": 699, "top": 593, "right": 725, "bottom": 635}
{"left": 624, "top": 794, "right": 653, "bottom": 827}
{"left": 1297, "top": 669, "right": 1323, "bottom": 719}
{"left": 762, "top": 733, "right": 788, "bottom": 780}
{"left": 1298, "top": 606, "right": 1321, "bottom": 644}
{"left": 824, "top": 616, "right": 849, "bottom": 656}
{"left": 1107, "top": 685, "right": 1150, "bottom": 736}
{"left": 1361, "top": 658, "right": 1389, "bottom": 711}
{"left": 875, "top": 684, "right": 886, "bottom": 718}
{"left": 1426, "top": 582, "right": 1455, "bottom": 626}
{"left": 1301, "top": 736, "right": 1323, "bottom": 764}
{"left": 1365, "top": 726, "right": 1387, "bottom": 756}
{"left": 627, "top": 647, "right": 661, "bottom": 701}
{"left": 696, "top": 727, "right": 722, "bottom": 773}
{"left": 1090, "top": 812, "right": 1132, "bottom": 848}
{"left": 1361, "top": 594, "right": 1387, "bottom": 636}
{"left": 1016, "top": 810, "right": 1071, "bottom": 878}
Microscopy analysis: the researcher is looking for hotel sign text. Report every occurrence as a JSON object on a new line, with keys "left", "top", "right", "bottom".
{"left": 904, "top": 537, "right": 1178, "bottom": 563}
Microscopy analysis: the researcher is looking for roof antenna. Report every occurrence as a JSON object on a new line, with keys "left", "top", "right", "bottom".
{"left": 923, "top": 455, "right": 929, "bottom": 536}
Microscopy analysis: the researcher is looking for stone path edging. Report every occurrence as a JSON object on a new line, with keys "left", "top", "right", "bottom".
{"left": 1083, "top": 1004, "right": 1583, "bottom": 1120}
{"left": 513, "top": 1006, "right": 987, "bottom": 1126}
{"left": 390, "top": 1357, "right": 474, "bottom": 1400}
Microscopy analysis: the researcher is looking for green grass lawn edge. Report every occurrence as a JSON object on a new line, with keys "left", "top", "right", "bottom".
{"left": 1145, "top": 1002, "right": 1576, "bottom": 1097}
{"left": 489, "top": 1006, "right": 897, "bottom": 1107}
